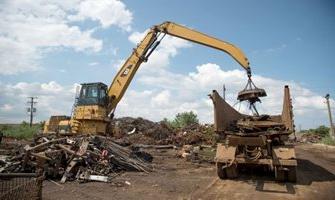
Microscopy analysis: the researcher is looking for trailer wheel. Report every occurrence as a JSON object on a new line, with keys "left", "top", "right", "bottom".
{"left": 216, "top": 163, "right": 226, "bottom": 179}
{"left": 287, "top": 166, "right": 297, "bottom": 182}
{"left": 275, "top": 166, "right": 285, "bottom": 181}
{"left": 225, "top": 164, "right": 238, "bottom": 178}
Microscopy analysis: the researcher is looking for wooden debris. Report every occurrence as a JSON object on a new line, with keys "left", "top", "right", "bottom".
{"left": 1, "top": 135, "right": 153, "bottom": 184}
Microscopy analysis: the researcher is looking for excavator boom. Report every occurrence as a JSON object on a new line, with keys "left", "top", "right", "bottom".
{"left": 154, "top": 22, "right": 250, "bottom": 70}
{"left": 107, "top": 21, "right": 251, "bottom": 113}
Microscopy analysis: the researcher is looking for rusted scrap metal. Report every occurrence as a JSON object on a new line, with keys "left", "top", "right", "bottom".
{"left": 236, "top": 115, "right": 286, "bottom": 133}
{"left": 78, "top": 170, "right": 110, "bottom": 183}
{"left": 0, "top": 135, "right": 153, "bottom": 184}
{"left": 60, "top": 159, "right": 78, "bottom": 183}
{"left": 132, "top": 144, "right": 176, "bottom": 149}
{"left": 0, "top": 172, "right": 44, "bottom": 200}
{"left": 24, "top": 137, "right": 67, "bottom": 152}
{"left": 94, "top": 136, "right": 153, "bottom": 173}
{"left": 298, "top": 133, "right": 322, "bottom": 143}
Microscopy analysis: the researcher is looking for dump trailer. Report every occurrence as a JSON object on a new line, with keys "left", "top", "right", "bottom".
{"left": 209, "top": 85, "right": 297, "bottom": 182}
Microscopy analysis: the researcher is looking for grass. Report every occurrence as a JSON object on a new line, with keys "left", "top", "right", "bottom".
{"left": 321, "top": 135, "right": 335, "bottom": 146}
{"left": 198, "top": 147, "right": 216, "bottom": 162}
{"left": 0, "top": 122, "right": 42, "bottom": 140}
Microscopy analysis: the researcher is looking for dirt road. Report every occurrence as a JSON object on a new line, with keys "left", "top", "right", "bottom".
{"left": 43, "top": 144, "right": 335, "bottom": 200}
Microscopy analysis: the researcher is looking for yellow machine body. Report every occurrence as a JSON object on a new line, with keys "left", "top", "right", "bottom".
{"left": 70, "top": 105, "right": 109, "bottom": 135}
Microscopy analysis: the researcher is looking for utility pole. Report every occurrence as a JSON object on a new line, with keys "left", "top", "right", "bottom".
{"left": 223, "top": 84, "right": 226, "bottom": 100}
{"left": 27, "top": 97, "right": 38, "bottom": 127}
{"left": 325, "top": 94, "right": 335, "bottom": 139}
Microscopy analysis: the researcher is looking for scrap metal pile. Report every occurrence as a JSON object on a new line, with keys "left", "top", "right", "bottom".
{"left": 161, "top": 123, "right": 216, "bottom": 145}
{"left": 112, "top": 117, "right": 216, "bottom": 146}
{"left": 298, "top": 133, "right": 322, "bottom": 143}
{"left": 0, "top": 135, "right": 152, "bottom": 183}
{"left": 112, "top": 117, "right": 173, "bottom": 143}
{"left": 230, "top": 115, "right": 288, "bottom": 134}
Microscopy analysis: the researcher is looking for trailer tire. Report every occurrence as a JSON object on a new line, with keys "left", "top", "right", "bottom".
{"left": 287, "top": 166, "right": 297, "bottom": 182}
{"left": 225, "top": 164, "right": 238, "bottom": 178}
{"left": 275, "top": 166, "right": 285, "bottom": 181}
{"left": 216, "top": 163, "right": 226, "bottom": 179}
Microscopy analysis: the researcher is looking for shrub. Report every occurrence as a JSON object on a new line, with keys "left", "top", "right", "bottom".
{"left": 313, "top": 125, "right": 330, "bottom": 137}
{"left": 164, "top": 111, "right": 199, "bottom": 129}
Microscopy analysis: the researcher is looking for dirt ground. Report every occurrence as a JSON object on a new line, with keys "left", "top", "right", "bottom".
{"left": 43, "top": 144, "right": 335, "bottom": 200}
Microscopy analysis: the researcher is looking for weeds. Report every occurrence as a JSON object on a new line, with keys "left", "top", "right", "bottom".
{"left": 321, "top": 135, "right": 335, "bottom": 146}
{"left": 0, "top": 122, "right": 42, "bottom": 139}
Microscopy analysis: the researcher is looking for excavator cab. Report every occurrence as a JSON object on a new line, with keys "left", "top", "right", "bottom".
{"left": 77, "top": 82, "right": 108, "bottom": 106}
{"left": 66, "top": 82, "right": 109, "bottom": 135}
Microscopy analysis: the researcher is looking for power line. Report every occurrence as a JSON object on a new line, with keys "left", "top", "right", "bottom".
{"left": 27, "top": 97, "right": 38, "bottom": 127}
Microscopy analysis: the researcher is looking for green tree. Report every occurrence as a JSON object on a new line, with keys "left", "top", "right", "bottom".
{"left": 311, "top": 125, "right": 330, "bottom": 137}
{"left": 171, "top": 111, "right": 199, "bottom": 128}
{"left": 21, "top": 121, "right": 29, "bottom": 127}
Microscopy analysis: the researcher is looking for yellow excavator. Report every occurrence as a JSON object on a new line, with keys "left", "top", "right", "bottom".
{"left": 43, "top": 21, "right": 252, "bottom": 135}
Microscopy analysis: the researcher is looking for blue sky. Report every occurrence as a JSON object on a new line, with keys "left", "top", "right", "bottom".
{"left": 127, "top": 0, "right": 335, "bottom": 92}
{"left": 0, "top": 0, "right": 334, "bottom": 129}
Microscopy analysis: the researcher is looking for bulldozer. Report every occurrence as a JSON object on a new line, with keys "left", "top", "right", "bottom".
{"left": 209, "top": 84, "right": 297, "bottom": 182}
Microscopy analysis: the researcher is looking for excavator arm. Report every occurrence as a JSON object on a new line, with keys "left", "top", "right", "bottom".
{"left": 154, "top": 22, "right": 250, "bottom": 71}
{"left": 107, "top": 21, "right": 251, "bottom": 114}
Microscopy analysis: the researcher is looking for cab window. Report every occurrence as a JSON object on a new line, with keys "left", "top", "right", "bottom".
{"left": 81, "top": 87, "right": 87, "bottom": 98}
{"left": 100, "top": 88, "right": 106, "bottom": 98}
{"left": 88, "top": 86, "right": 98, "bottom": 98}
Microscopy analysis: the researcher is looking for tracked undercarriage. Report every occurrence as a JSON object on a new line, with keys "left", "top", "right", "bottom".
{"left": 210, "top": 85, "right": 297, "bottom": 182}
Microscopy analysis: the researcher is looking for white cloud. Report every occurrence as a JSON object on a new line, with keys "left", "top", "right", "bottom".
{"left": 128, "top": 30, "right": 191, "bottom": 73}
{"left": 0, "top": 104, "right": 13, "bottom": 112}
{"left": 112, "top": 59, "right": 126, "bottom": 70}
{"left": 0, "top": 36, "right": 41, "bottom": 74}
{"left": 128, "top": 29, "right": 148, "bottom": 44}
{"left": 0, "top": 81, "right": 77, "bottom": 123}
{"left": 0, "top": 0, "right": 133, "bottom": 75}
{"left": 151, "top": 90, "right": 171, "bottom": 107}
{"left": 68, "top": 0, "right": 133, "bottom": 31}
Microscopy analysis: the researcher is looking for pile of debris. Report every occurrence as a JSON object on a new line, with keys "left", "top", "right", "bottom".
{"left": 111, "top": 117, "right": 216, "bottom": 146}
{"left": 176, "top": 144, "right": 216, "bottom": 164}
{"left": 112, "top": 117, "right": 173, "bottom": 141}
{"left": 298, "top": 133, "right": 322, "bottom": 143}
{"left": 177, "top": 145, "right": 200, "bottom": 161}
{"left": 0, "top": 135, "right": 152, "bottom": 183}
{"left": 173, "top": 123, "right": 216, "bottom": 145}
